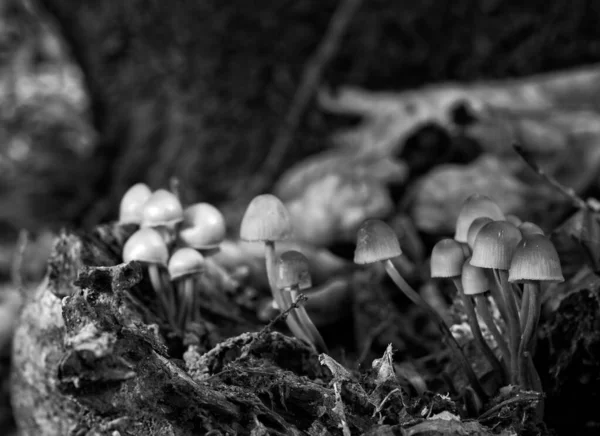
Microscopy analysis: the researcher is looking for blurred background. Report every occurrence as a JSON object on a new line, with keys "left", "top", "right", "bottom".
{"left": 3, "top": 0, "right": 600, "bottom": 433}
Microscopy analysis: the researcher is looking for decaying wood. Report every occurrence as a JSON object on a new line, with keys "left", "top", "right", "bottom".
{"left": 11, "top": 223, "right": 546, "bottom": 435}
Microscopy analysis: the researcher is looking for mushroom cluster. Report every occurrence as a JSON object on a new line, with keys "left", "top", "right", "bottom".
{"left": 119, "top": 183, "right": 227, "bottom": 332}
{"left": 431, "top": 194, "right": 563, "bottom": 393}
{"left": 353, "top": 194, "right": 563, "bottom": 403}
{"left": 118, "top": 186, "right": 326, "bottom": 352}
{"left": 240, "top": 194, "right": 327, "bottom": 353}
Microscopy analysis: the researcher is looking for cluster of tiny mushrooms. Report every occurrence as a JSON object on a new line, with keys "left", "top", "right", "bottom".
{"left": 119, "top": 184, "right": 562, "bottom": 402}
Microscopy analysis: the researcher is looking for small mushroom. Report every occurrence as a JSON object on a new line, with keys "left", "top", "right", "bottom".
{"left": 123, "top": 228, "right": 175, "bottom": 327}
{"left": 119, "top": 183, "right": 152, "bottom": 224}
{"left": 431, "top": 239, "right": 506, "bottom": 384}
{"left": 454, "top": 194, "right": 505, "bottom": 244}
{"left": 168, "top": 247, "right": 206, "bottom": 329}
{"left": 355, "top": 219, "right": 487, "bottom": 401}
{"left": 276, "top": 250, "right": 328, "bottom": 352}
{"left": 471, "top": 220, "right": 522, "bottom": 384}
{"left": 141, "top": 189, "right": 184, "bottom": 244}
{"left": 509, "top": 234, "right": 563, "bottom": 389}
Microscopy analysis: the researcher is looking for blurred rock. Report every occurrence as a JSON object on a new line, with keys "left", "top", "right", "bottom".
{"left": 408, "top": 154, "right": 532, "bottom": 234}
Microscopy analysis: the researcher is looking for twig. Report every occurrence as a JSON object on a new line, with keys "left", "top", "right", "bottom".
{"left": 477, "top": 391, "right": 541, "bottom": 422}
{"left": 513, "top": 143, "right": 588, "bottom": 210}
{"left": 12, "top": 229, "right": 29, "bottom": 292}
{"left": 246, "top": 0, "right": 364, "bottom": 196}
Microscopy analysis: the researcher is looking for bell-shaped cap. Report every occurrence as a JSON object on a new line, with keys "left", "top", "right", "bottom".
{"left": 276, "top": 250, "right": 311, "bottom": 289}
{"left": 506, "top": 214, "right": 522, "bottom": 226}
{"left": 123, "top": 228, "right": 169, "bottom": 266}
{"left": 454, "top": 194, "right": 505, "bottom": 243}
{"left": 179, "top": 203, "right": 227, "bottom": 249}
{"left": 518, "top": 221, "right": 545, "bottom": 237}
{"left": 354, "top": 219, "right": 401, "bottom": 264}
{"left": 470, "top": 221, "right": 522, "bottom": 270}
{"left": 119, "top": 183, "right": 152, "bottom": 224}
{"left": 240, "top": 194, "right": 292, "bottom": 242}
{"left": 508, "top": 235, "right": 564, "bottom": 283}
{"left": 430, "top": 239, "right": 466, "bottom": 278}
{"left": 461, "top": 257, "right": 490, "bottom": 295}
{"left": 168, "top": 247, "right": 205, "bottom": 280}
{"left": 141, "top": 189, "right": 184, "bottom": 227}
{"left": 466, "top": 217, "right": 493, "bottom": 249}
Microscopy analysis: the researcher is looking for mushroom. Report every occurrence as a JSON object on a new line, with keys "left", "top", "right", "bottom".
{"left": 141, "top": 189, "right": 184, "bottom": 244}
{"left": 240, "top": 194, "right": 309, "bottom": 339}
{"left": 276, "top": 250, "right": 328, "bottom": 352}
{"left": 466, "top": 217, "right": 493, "bottom": 251}
{"left": 454, "top": 194, "right": 505, "bottom": 245}
{"left": 355, "top": 219, "right": 486, "bottom": 400}
{"left": 470, "top": 220, "right": 522, "bottom": 384}
{"left": 168, "top": 247, "right": 205, "bottom": 329}
{"left": 179, "top": 203, "right": 226, "bottom": 253}
{"left": 123, "top": 228, "right": 175, "bottom": 327}
{"left": 518, "top": 221, "right": 545, "bottom": 237}
{"left": 461, "top": 257, "right": 511, "bottom": 382}
{"left": 509, "top": 234, "right": 563, "bottom": 389}
{"left": 431, "top": 239, "right": 506, "bottom": 384}
{"left": 119, "top": 183, "right": 152, "bottom": 224}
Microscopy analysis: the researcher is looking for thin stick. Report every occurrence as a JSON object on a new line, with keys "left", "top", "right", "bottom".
{"left": 246, "top": 0, "right": 364, "bottom": 195}
{"left": 494, "top": 269, "right": 521, "bottom": 385}
{"left": 514, "top": 143, "right": 587, "bottom": 210}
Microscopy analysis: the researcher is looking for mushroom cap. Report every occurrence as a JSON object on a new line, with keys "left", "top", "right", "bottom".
{"left": 119, "top": 183, "right": 152, "bottom": 224}
{"left": 179, "top": 203, "right": 226, "bottom": 249}
{"left": 168, "top": 247, "right": 205, "bottom": 280}
{"left": 461, "top": 257, "right": 490, "bottom": 295}
{"left": 470, "top": 220, "right": 522, "bottom": 270}
{"left": 276, "top": 250, "right": 312, "bottom": 289}
{"left": 123, "top": 228, "right": 169, "bottom": 266}
{"left": 430, "top": 239, "right": 466, "bottom": 278}
{"left": 466, "top": 217, "right": 493, "bottom": 249}
{"left": 518, "top": 221, "right": 545, "bottom": 237}
{"left": 354, "top": 219, "right": 401, "bottom": 264}
{"left": 508, "top": 235, "right": 564, "bottom": 283}
{"left": 240, "top": 194, "right": 292, "bottom": 242}
{"left": 141, "top": 189, "right": 184, "bottom": 227}
{"left": 506, "top": 214, "right": 522, "bottom": 226}
{"left": 454, "top": 194, "right": 505, "bottom": 243}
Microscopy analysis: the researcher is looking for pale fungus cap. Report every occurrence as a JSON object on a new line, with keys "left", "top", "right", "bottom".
{"left": 276, "top": 250, "right": 311, "bottom": 290}
{"left": 508, "top": 235, "right": 564, "bottom": 283}
{"left": 240, "top": 194, "right": 292, "bottom": 242}
{"left": 354, "top": 219, "right": 401, "bottom": 264}
{"left": 123, "top": 228, "right": 169, "bottom": 266}
{"left": 461, "top": 257, "right": 490, "bottom": 296}
{"left": 168, "top": 247, "right": 205, "bottom": 280}
{"left": 454, "top": 194, "right": 505, "bottom": 243}
{"left": 119, "top": 183, "right": 152, "bottom": 224}
{"left": 430, "top": 239, "right": 466, "bottom": 278}
{"left": 179, "top": 203, "right": 227, "bottom": 249}
{"left": 466, "top": 217, "right": 493, "bottom": 250}
{"left": 518, "top": 221, "right": 545, "bottom": 237}
{"left": 506, "top": 214, "right": 522, "bottom": 227}
{"left": 141, "top": 189, "right": 184, "bottom": 227}
{"left": 470, "top": 220, "right": 522, "bottom": 270}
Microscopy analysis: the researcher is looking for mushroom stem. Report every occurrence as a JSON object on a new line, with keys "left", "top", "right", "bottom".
{"left": 148, "top": 265, "right": 177, "bottom": 329}
{"left": 518, "top": 282, "right": 541, "bottom": 389}
{"left": 265, "top": 241, "right": 316, "bottom": 350}
{"left": 178, "top": 279, "right": 195, "bottom": 329}
{"left": 519, "top": 286, "right": 531, "bottom": 332}
{"left": 487, "top": 271, "right": 510, "bottom": 329}
{"left": 474, "top": 295, "right": 512, "bottom": 379}
{"left": 493, "top": 269, "right": 521, "bottom": 384}
{"left": 452, "top": 278, "right": 507, "bottom": 384}
{"left": 384, "top": 260, "right": 487, "bottom": 401}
